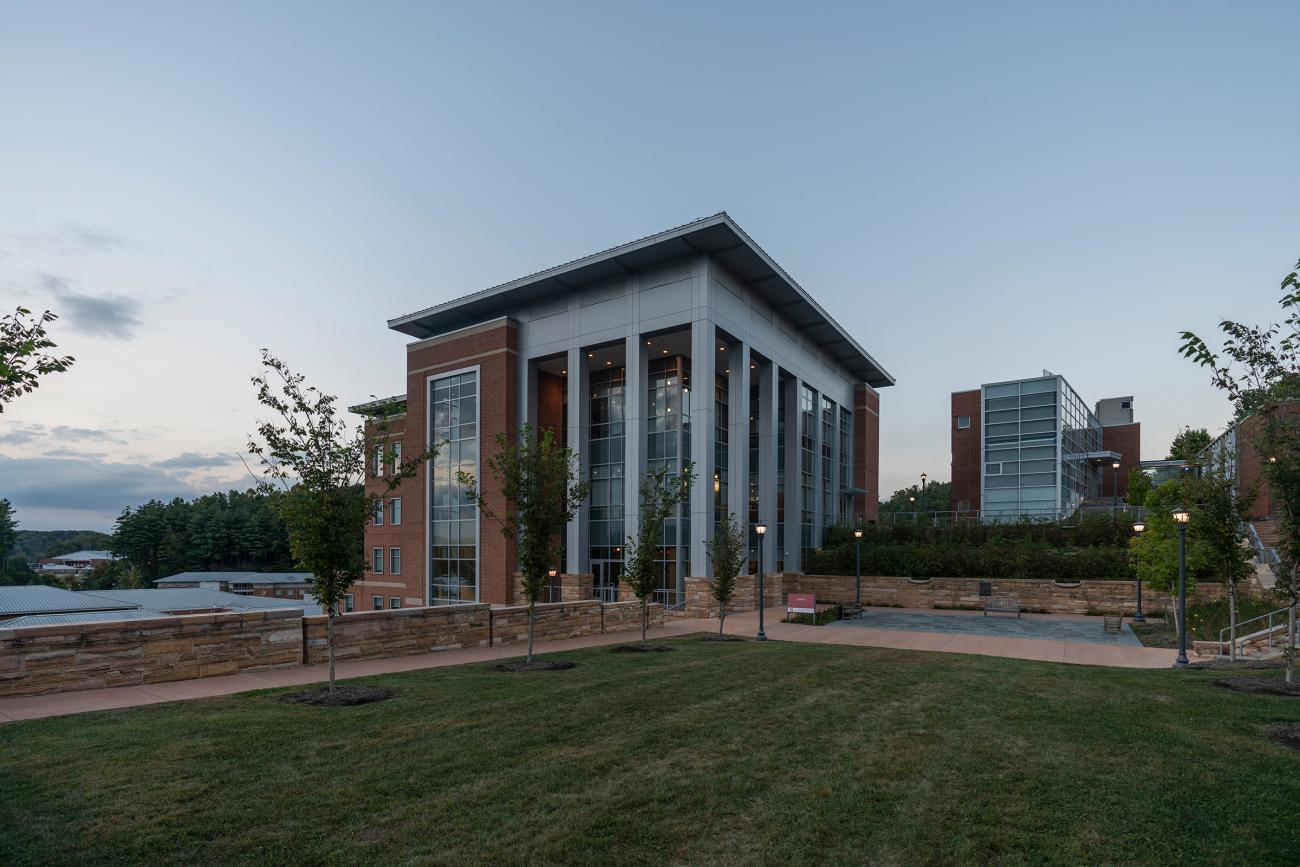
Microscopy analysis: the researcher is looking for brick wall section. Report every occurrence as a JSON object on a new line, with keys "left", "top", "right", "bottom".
{"left": 601, "top": 600, "right": 666, "bottom": 633}
{"left": 854, "top": 385, "right": 880, "bottom": 522}
{"left": 1101, "top": 422, "right": 1141, "bottom": 499}
{"left": 537, "top": 370, "right": 565, "bottom": 439}
{"left": 301, "top": 605, "right": 491, "bottom": 665}
{"left": 782, "top": 573, "right": 1240, "bottom": 616}
{"left": 950, "top": 389, "right": 982, "bottom": 513}
{"left": 359, "top": 319, "right": 520, "bottom": 609}
{"left": 0, "top": 610, "right": 303, "bottom": 698}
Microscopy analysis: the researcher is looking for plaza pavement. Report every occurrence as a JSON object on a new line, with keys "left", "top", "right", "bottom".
{"left": 0, "top": 606, "right": 1177, "bottom": 723}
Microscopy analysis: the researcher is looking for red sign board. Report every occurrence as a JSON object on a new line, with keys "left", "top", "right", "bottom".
{"left": 787, "top": 593, "right": 816, "bottom": 614}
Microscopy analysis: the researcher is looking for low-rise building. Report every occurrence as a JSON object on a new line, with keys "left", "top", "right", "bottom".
{"left": 154, "top": 571, "right": 314, "bottom": 600}
{"left": 0, "top": 585, "right": 320, "bottom": 628}
{"left": 34, "top": 550, "right": 117, "bottom": 576}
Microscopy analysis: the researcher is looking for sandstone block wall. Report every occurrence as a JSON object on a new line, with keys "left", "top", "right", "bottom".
{"left": 302, "top": 604, "right": 491, "bottom": 665}
{"left": 0, "top": 609, "right": 303, "bottom": 698}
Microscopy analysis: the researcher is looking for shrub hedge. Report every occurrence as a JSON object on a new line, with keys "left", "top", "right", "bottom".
{"left": 805, "top": 539, "right": 1143, "bottom": 580}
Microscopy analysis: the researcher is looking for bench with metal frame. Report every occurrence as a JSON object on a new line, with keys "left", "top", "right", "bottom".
{"left": 983, "top": 597, "right": 1021, "bottom": 618}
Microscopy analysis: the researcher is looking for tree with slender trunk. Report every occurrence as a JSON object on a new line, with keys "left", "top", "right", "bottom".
{"left": 706, "top": 511, "right": 746, "bottom": 634}
{"left": 459, "top": 425, "right": 587, "bottom": 664}
{"left": 1193, "top": 454, "right": 1257, "bottom": 660}
{"left": 1, "top": 307, "right": 74, "bottom": 412}
{"left": 1181, "top": 257, "right": 1300, "bottom": 682}
{"left": 621, "top": 463, "right": 695, "bottom": 641}
{"left": 247, "top": 350, "right": 432, "bottom": 695}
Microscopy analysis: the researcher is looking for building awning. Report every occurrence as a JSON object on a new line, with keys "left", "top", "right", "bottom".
{"left": 386, "top": 213, "right": 894, "bottom": 388}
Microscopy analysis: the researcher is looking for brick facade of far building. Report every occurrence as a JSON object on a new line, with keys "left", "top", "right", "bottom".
{"left": 950, "top": 389, "right": 982, "bottom": 513}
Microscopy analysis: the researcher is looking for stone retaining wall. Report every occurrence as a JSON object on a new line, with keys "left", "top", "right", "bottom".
{"left": 0, "top": 609, "right": 303, "bottom": 698}
{"left": 781, "top": 573, "right": 1234, "bottom": 616}
{"left": 685, "top": 574, "right": 785, "bottom": 619}
{"left": 302, "top": 604, "right": 491, "bottom": 665}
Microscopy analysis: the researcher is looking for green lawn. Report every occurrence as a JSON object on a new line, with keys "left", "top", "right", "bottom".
{"left": 3, "top": 638, "right": 1300, "bottom": 866}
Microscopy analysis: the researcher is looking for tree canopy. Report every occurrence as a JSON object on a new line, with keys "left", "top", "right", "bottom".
{"left": 1167, "top": 427, "right": 1212, "bottom": 463}
{"left": 1, "top": 306, "right": 74, "bottom": 411}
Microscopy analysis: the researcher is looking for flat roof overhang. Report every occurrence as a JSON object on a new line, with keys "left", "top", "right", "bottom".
{"left": 386, "top": 213, "right": 895, "bottom": 388}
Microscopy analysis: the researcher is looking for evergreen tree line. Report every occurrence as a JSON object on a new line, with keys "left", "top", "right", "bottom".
{"left": 109, "top": 489, "right": 296, "bottom": 581}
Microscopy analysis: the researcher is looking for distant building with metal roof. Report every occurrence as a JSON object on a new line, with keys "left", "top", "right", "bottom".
{"left": 0, "top": 585, "right": 321, "bottom": 626}
{"left": 0, "top": 585, "right": 137, "bottom": 620}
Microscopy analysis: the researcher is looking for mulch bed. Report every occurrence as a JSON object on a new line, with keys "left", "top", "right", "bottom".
{"left": 1265, "top": 723, "right": 1300, "bottom": 751}
{"left": 1212, "top": 676, "right": 1300, "bottom": 697}
{"left": 611, "top": 643, "right": 675, "bottom": 653}
{"left": 698, "top": 634, "right": 748, "bottom": 642}
{"left": 490, "top": 659, "right": 578, "bottom": 672}
{"left": 279, "top": 685, "right": 395, "bottom": 707}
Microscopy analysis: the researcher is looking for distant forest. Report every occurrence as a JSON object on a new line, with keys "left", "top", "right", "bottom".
{"left": 108, "top": 489, "right": 296, "bottom": 581}
{"left": 13, "top": 529, "right": 113, "bottom": 561}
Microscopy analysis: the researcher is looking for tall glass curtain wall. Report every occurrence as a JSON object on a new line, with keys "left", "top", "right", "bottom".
{"left": 1058, "top": 379, "right": 1103, "bottom": 510}
{"left": 588, "top": 367, "right": 625, "bottom": 594}
{"left": 838, "top": 407, "right": 852, "bottom": 522}
{"left": 776, "top": 380, "right": 786, "bottom": 571}
{"left": 820, "top": 396, "right": 835, "bottom": 528}
{"left": 713, "top": 372, "right": 728, "bottom": 527}
{"left": 982, "top": 376, "right": 1101, "bottom": 518}
{"left": 646, "top": 356, "right": 691, "bottom": 601}
{"left": 748, "top": 381, "right": 760, "bottom": 573}
{"left": 799, "top": 384, "right": 816, "bottom": 562}
{"left": 429, "top": 371, "right": 478, "bottom": 603}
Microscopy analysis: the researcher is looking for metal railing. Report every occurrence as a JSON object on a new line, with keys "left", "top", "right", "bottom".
{"left": 653, "top": 588, "right": 685, "bottom": 609}
{"left": 592, "top": 584, "right": 619, "bottom": 603}
{"left": 1246, "top": 522, "right": 1281, "bottom": 566}
{"left": 879, "top": 506, "right": 1149, "bottom": 528}
{"left": 1219, "top": 606, "right": 1293, "bottom": 656}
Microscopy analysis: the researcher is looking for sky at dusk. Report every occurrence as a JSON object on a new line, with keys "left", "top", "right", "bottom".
{"left": 2, "top": 0, "right": 1299, "bottom": 530}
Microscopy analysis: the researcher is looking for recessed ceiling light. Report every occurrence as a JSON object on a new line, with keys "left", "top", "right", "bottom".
{"left": 587, "top": 352, "right": 593, "bottom": 358}
{"left": 662, "top": 349, "right": 668, "bottom": 354}
{"left": 725, "top": 369, "right": 730, "bottom": 374}
{"left": 605, "top": 360, "right": 612, "bottom": 366}
{"left": 561, "top": 369, "right": 567, "bottom": 375}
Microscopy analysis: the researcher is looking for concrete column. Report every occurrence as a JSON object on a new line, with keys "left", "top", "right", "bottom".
{"left": 689, "top": 319, "right": 716, "bottom": 578}
{"left": 623, "top": 332, "right": 645, "bottom": 550}
{"left": 565, "top": 346, "right": 590, "bottom": 574}
{"left": 782, "top": 375, "right": 802, "bottom": 573}
{"left": 727, "top": 343, "right": 750, "bottom": 528}
{"left": 757, "top": 360, "right": 779, "bottom": 573}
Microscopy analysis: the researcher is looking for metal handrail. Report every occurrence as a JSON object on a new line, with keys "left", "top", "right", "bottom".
{"left": 1219, "top": 606, "right": 1292, "bottom": 654}
{"left": 1245, "top": 522, "right": 1281, "bottom": 565}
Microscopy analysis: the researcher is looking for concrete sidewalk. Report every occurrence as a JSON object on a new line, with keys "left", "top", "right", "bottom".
{"left": 0, "top": 606, "right": 1178, "bottom": 724}
{"left": 716, "top": 606, "right": 1179, "bottom": 669}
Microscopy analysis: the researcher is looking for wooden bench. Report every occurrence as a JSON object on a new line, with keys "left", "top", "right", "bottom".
{"left": 984, "top": 597, "right": 1021, "bottom": 618}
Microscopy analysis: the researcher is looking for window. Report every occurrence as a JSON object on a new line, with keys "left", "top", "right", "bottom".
{"left": 344, "top": 593, "right": 355, "bottom": 613}
{"left": 373, "top": 499, "right": 384, "bottom": 526}
{"left": 389, "top": 547, "right": 401, "bottom": 575}
{"left": 389, "top": 596, "right": 401, "bottom": 610}
{"left": 372, "top": 547, "right": 384, "bottom": 574}
{"left": 429, "top": 369, "right": 479, "bottom": 604}
{"left": 373, "top": 444, "right": 384, "bottom": 476}
{"left": 391, "top": 441, "right": 402, "bottom": 470}
{"left": 390, "top": 497, "right": 402, "bottom": 525}
{"left": 372, "top": 595, "right": 384, "bottom": 610}
{"left": 956, "top": 415, "right": 971, "bottom": 429}
{"left": 1121, "top": 400, "right": 1131, "bottom": 410}
{"left": 986, "top": 463, "right": 1002, "bottom": 475}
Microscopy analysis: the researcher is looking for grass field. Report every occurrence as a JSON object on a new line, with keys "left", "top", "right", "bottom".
{"left": 3, "top": 637, "right": 1300, "bottom": 866}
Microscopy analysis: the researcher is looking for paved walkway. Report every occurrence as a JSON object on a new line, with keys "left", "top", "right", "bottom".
{"left": 0, "top": 606, "right": 1177, "bottom": 724}
{"left": 716, "top": 606, "right": 1177, "bottom": 668}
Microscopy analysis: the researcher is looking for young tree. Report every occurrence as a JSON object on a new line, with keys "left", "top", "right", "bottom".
{"left": 1126, "top": 467, "right": 1153, "bottom": 507}
{"left": 247, "top": 350, "right": 429, "bottom": 695}
{"left": 1168, "top": 427, "right": 1213, "bottom": 463}
{"left": 705, "top": 511, "right": 747, "bottom": 634}
{"left": 458, "top": 425, "right": 587, "bottom": 664}
{"left": 621, "top": 463, "right": 694, "bottom": 641}
{"left": 1180, "top": 256, "right": 1300, "bottom": 681}
{"left": 1, "top": 307, "right": 74, "bottom": 411}
{"left": 1129, "top": 480, "right": 1211, "bottom": 598}
{"left": 1195, "top": 455, "right": 1258, "bottom": 660}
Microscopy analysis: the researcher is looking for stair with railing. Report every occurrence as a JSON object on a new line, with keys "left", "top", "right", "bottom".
{"left": 1214, "top": 606, "right": 1294, "bottom": 659}
{"left": 1246, "top": 520, "right": 1282, "bottom": 590}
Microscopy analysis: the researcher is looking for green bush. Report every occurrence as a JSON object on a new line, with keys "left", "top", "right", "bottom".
{"left": 824, "top": 512, "right": 1137, "bottom": 550}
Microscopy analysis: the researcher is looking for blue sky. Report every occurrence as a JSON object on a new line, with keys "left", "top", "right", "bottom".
{"left": 2, "top": 1, "right": 1298, "bottom": 530}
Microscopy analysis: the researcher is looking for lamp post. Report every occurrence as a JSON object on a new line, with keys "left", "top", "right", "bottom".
{"left": 909, "top": 495, "right": 916, "bottom": 522}
{"left": 754, "top": 521, "right": 768, "bottom": 641}
{"left": 1131, "top": 521, "right": 1146, "bottom": 622}
{"left": 1112, "top": 461, "right": 1121, "bottom": 515}
{"left": 548, "top": 568, "right": 558, "bottom": 603}
{"left": 1173, "top": 506, "right": 1190, "bottom": 667}
{"left": 853, "top": 528, "right": 864, "bottom": 607}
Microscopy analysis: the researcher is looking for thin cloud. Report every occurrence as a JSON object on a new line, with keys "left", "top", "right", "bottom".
{"left": 0, "top": 453, "right": 200, "bottom": 513}
{"left": 153, "top": 451, "right": 240, "bottom": 470}
{"left": 43, "top": 272, "right": 143, "bottom": 340}
{"left": 58, "top": 223, "right": 139, "bottom": 253}
{"left": 0, "top": 422, "right": 129, "bottom": 446}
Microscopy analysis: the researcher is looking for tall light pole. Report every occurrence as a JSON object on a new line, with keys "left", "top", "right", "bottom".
{"left": 1111, "top": 461, "right": 1121, "bottom": 515}
{"left": 754, "top": 521, "right": 768, "bottom": 641}
{"left": 853, "top": 527, "right": 864, "bottom": 607}
{"left": 920, "top": 473, "right": 928, "bottom": 526}
{"left": 1173, "top": 506, "right": 1190, "bottom": 667}
{"left": 1131, "top": 521, "right": 1146, "bottom": 622}
{"left": 909, "top": 495, "right": 916, "bottom": 522}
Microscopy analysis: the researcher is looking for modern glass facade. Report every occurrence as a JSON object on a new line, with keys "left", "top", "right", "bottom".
{"left": 821, "top": 395, "right": 835, "bottom": 526}
{"left": 428, "top": 369, "right": 478, "bottom": 603}
{"left": 981, "top": 375, "right": 1101, "bottom": 519}
{"left": 646, "top": 356, "right": 691, "bottom": 600}
{"left": 776, "top": 377, "right": 786, "bottom": 572}
{"left": 748, "top": 380, "right": 760, "bottom": 573}
{"left": 588, "top": 366, "right": 625, "bottom": 595}
{"left": 799, "top": 383, "right": 816, "bottom": 561}
{"left": 713, "top": 371, "right": 729, "bottom": 526}
{"left": 838, "top": 406, "right": 852, "bottom": 520}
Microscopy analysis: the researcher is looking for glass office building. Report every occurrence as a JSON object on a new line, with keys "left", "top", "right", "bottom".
{"left": 981, "top": 375, "right": 1106, "bottom": 519}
